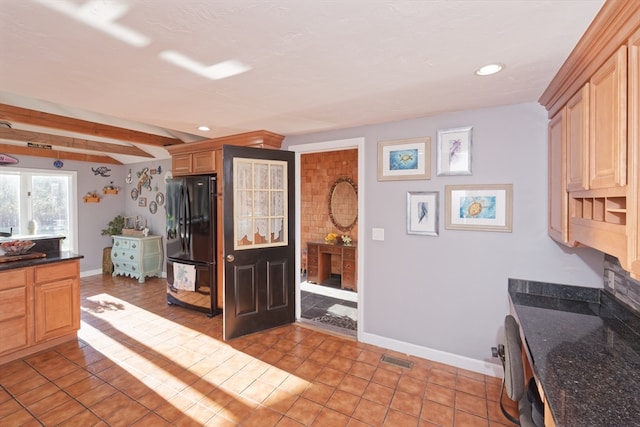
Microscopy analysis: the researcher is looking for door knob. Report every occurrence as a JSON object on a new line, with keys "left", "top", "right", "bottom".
{"left": 226, "top": 254, "right": 235, "bottom": 262}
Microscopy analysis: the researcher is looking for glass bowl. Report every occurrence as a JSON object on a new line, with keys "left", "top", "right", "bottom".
{"left": 0, "top": 241, "right": 36, "bottom": 256}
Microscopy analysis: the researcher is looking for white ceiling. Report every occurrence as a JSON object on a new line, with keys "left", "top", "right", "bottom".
{"left": 0, "top": 0, "right": 604, "bottom": 163}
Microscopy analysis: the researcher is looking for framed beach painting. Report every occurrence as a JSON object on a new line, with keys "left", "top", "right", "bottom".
{"left": 437, "top": 126, "right": 472, "bottom": 176}
{"left": 378, "top": 137, "right": 431, "bottom": 181}
{"left": 407, "top": 191, "right": 439, "bottom": 236}
{"left": 445, "top": 184, "right": 513, "bottom": 232}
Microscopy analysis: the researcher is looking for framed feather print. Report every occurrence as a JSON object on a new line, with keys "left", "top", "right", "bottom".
{"left": 437, "top": 126, "right": 472, "bottom": 176}
{"left": 407, "top": 191, "right": 439, "bottom": 236}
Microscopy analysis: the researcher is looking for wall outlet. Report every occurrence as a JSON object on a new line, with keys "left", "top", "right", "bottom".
{"left": 372, "top": 228, "right": 385, "bottom": 241}
{"left": 606, "top": 269, "right": 616, "bottom": 289}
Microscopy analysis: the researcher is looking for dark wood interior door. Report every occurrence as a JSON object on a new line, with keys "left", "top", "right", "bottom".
{"left": 222, "top": 145, "right": 295, "bottom": 340}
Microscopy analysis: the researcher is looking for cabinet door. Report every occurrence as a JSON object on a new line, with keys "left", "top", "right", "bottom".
{"left": 549, "top": 110, "right": 569, "bottom": 244}
{"left": 589, "top": 46, "right": 627, "bottom": 189}
{"left": 566, "top": 85, "right": 590, "bottom": 192}
{"left": 172, "top": 154, "right": 193, "bottom": 176}
{"left": 0, "top": 269, "right": 30, "bottom": 355}
{"left": 34, "top": 278, "right": 79, "bottom": 343}
{"left": 193, "top": 151, "right": 216, "bottom": 173}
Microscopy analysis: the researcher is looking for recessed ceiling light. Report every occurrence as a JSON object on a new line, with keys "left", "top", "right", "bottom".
{"left": 475, "top": 63, "right": 504, "bottom": 76}
{"left": 197, "top": 125, "right": 211, "bottom": 132}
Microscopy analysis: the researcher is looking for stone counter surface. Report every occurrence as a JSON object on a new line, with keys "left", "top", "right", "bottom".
{"left": 0, "top": 252, "right": 83, "bottom": 271}
{"left": 508, "top": 279, "right": 640, "bottom": 427}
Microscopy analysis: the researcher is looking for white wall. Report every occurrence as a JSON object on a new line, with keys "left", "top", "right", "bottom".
{"left": 283, "top": 102, "right": 604, "bottom": 374}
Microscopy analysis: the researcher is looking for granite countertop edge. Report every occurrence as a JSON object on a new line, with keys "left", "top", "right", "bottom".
{"left": 508, "top": 278, "right": 640, "bottom": 427}
{"left": 0, "top": 252, "right": 84, "bottom": 271}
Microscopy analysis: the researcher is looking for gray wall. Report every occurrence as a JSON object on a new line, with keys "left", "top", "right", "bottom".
{"left": 284, "top": 102, "right": 604, "bottom": 367}
{"left": 6, "top": 155, "right": 171, "bottom": 273}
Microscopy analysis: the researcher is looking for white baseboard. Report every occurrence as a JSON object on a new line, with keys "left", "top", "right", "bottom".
{"left": 80, "top": 270, "right": 167, "bottom": 279}
{"left": 81, "top": 269, "right": 102, "bottom": 277}
{"left": 360, "top": 331, "right": 503, "bottom": 378}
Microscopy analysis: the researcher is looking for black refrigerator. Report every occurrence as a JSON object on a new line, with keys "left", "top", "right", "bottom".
{"left": 165, "top": 175, "right": 220, "bottom": 317}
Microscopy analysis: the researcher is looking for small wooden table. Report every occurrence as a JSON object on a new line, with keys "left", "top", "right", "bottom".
{"left": 306, "top": 242, "right": 356, "bottom": 291}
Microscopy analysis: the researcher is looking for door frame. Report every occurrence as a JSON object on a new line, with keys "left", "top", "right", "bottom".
{"left": 288, "top": 137, "right": 365, "bottom": 341}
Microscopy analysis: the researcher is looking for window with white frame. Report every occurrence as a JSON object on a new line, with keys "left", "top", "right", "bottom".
{"left": 0, "top": 167, "right": 77, "bottom": 252}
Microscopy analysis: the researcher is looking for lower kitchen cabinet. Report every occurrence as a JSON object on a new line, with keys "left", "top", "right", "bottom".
{"left": 0, "top": 258, "right": 81, "bottom": 365}
{"left": 111, "top": 235, "right": 163, "bottom": 283}
{"left": 34, "top": 261, "right": 80, "bottom": 343}
{"left": 0, "top": 269, "right": 30, "bottom": 356}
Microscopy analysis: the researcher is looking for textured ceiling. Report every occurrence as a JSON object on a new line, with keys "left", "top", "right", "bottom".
{"left": 0, "top": 0, "right": 604, "bottom": 163}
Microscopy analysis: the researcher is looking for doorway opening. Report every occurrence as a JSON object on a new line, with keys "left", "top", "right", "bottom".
{"left": 290, "top": 137, "right": 364, "bottom": 339}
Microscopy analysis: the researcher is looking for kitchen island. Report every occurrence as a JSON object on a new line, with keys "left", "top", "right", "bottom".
{"left": 0, "top": 239, "right": 83, "bottom": 365}
{"left": 508, "top": 279, "right": 640, "bottom": 427}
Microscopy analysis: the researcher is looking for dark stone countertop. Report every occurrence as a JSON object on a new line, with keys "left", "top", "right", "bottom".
{"left": 0, "top": 251, "right": 83, "bottom": 272}
{"left": 508, "top": 279, "right": 640, "bottom": 427}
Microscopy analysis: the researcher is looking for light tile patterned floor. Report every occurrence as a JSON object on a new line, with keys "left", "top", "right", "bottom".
{"left": 0, "top": 274, "right": 516, "bottom": 426}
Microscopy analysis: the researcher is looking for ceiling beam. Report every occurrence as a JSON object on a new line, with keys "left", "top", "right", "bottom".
{"left": 0, "top": 143, "right": 122, "bottom": 165}
{"left": 0, "top": 127, "right": 154, "bottom": 158}
{"left": 0, "top": 103, "right": 183, "bottom": 147}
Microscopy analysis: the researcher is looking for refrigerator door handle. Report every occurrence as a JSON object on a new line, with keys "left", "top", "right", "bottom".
{"left": 179, "top": 185, "right": 186, "bottom": 253}
{"left": 185, "top": 186, "right": 192, "bottom": 251}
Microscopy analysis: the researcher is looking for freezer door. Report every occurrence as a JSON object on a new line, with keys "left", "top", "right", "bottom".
{"left": 165, "top": 178, "right": 185, "bottom": 260}
{"left": 185, "top": 176, "right": 215, "bottom": 263}
{"left": 166, "top": 259, "right": 219, "bottom": 316}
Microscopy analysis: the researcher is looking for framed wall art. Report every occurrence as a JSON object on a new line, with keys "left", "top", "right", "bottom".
{"left": 138, "top": 197, "right": 147, "bottom": 208}
{"left": 407, "top": 191, "right": 439, "bottom": 236}
{"left": 378, "top": 137, "right": 431, "bottom": 181}
{"left": 445, "top": 184, "right": 513, "bottom": 232}
{"left": 437, "top": 126, "right": 472, "bottom": 176}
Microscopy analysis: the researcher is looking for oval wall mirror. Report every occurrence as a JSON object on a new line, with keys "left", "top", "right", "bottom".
{"left": 329, "top": 177, "right": 358, "bottom": 232}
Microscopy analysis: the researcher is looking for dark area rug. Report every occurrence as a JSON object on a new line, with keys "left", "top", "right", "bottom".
{"left": 310, "top": 313, "right": 357, "bottom": 331}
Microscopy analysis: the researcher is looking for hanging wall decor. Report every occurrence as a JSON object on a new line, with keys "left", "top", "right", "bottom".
{"left": 91, "top": 166, "right": 111, "bottom": 177}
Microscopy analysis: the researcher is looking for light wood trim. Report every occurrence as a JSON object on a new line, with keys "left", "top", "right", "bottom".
{"left": 166, "top": 130, "right": 284, "bottom": 156}
{"left": 571, "top": 218, "right": 627, "bottom": 260}
{"left": 0, "top": 103, "right": 183, "bottom": 147}
{"left": 629, "top": 26, "right": 640, "bottom": 279}
{"left": 0, "top": 142, "right": 122, "bottom": 164}
{"left": 0, "top": 127, "right": 154, "bottom": 157}
{"left": 539, "top": 1, "right": 640, "bottom": 117}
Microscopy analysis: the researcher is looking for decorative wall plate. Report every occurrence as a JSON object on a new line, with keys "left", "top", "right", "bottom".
{"left": 156, "top": 192, "right": 164, "bottom": 206}
{"left": 149, "top": 200, "right": 158, "bottom": 214}
{"left": 130, "top": 188, "right": 138, "bottom": 200}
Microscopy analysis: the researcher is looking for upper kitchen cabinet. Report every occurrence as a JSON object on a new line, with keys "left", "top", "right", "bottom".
{"left": 167, "top": 130, "right": 284, "bottom": 177}
{"left": 540, "top": 0, "right": 640, "bottom": 277}
{"left": 548, "top": 109, "right": 569, "bottom": 244}
{"left": 589, "top": 47, "right": 627, "bottom": 190}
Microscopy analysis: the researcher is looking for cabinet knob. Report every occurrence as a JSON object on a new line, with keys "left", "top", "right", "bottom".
{"left": 226, "top": 254, "right": 235, "bottom": 262}
{"left": 130, "top": 255, "right": 134, "bottom": 260}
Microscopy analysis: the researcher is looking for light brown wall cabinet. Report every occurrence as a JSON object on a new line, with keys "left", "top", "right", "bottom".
{"left": 0, "top": 259, "right": 81, "bottom": 365}
{"left": 541, "top": 1, "right": 640, "bottom": 283}
{"left": 166, "top": 130, "right": 284, "bottom": 309}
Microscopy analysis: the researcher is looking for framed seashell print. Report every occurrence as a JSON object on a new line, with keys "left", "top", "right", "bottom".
{"left": 445, "top": 184, "right": 513, "bottom": 232}
{"left": 378, "top": 137, "right": 431, "bottom": 181}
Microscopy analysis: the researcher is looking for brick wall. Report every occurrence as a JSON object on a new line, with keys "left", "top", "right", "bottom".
{"left": 301, "top": 149, "right": 358, "bottom": 274}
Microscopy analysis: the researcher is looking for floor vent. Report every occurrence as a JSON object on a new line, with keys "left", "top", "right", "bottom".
{"left": 380, "top": 354, "right": 413, "bottom": 369}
